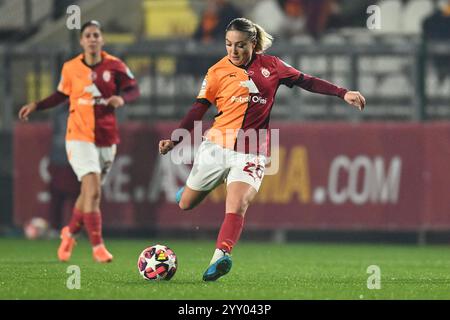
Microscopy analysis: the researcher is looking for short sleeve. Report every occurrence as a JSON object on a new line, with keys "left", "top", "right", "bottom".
{"left": 57, "top": 63, "right": 72, "bottom": 96}
{"left": 275, "top": 56, "right": 302, "bottom": 88}
{"left": 196, "top": 70, "right": 219, "bottom": 104}
{"left": 115, "top": 60, "right": 138, "bottom": 90}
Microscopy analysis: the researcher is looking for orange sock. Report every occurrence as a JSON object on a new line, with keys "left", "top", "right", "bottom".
{"left": 83, "top": 212, "right": 103, "bottom": 247}
{"left": 216, "top": 213, "right": 244, "bottom": 254}
{"left": 68, "top": 207, "right": 84, "bottom": 234}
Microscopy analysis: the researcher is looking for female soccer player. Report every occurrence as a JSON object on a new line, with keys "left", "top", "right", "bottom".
{"left": 18, "top": 20, "right": 140, "bottom": 263}
{"left": 159, "top": 17, "right": 365, "bottom": 281}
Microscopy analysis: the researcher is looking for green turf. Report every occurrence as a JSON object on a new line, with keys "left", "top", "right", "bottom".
{"left": 1, "top": 238, "right": 450, "bottom": 299}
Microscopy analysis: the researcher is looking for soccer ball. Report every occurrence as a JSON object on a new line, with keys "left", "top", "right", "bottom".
{"left": 24, "top": 217, "right": 49, "bottom": 240}
{"left": 137, "top": 244, "right": 177, "bottom": 281}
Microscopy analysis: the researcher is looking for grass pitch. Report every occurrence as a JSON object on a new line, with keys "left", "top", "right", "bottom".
{"left": 1, "top": 238, "right": 450, "bottom": 300}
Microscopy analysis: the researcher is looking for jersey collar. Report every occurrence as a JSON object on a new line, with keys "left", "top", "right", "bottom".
{"left": 80, "top": 51, "right": 107, "bottom": 69}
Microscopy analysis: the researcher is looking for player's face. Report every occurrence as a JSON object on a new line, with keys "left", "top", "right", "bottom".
{"left": 80, "top": 26, "right": 104, "bottom": 55}
{"left": 225, "top": 30, "right": 256, "bottom": 67}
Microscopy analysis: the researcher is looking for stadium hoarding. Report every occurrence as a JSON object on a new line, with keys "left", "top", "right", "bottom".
{"left": 13, "top": 121, "right": 450, "bottom": 232}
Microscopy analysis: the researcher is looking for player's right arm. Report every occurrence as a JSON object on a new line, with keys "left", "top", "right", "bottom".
{"left": 18, "top": 91, "right": 68, "bottom": 121}
{"left": 19, "top": 62, "right": 71, "bottom": 121}
{"left": 159, "top": 70, "right": 218, "bottom": 155}
{"left": 158, "top": 100, "right": 210, "bottom": 155}
{"left": 159, "top": 139, "right": 175, "bottom": 155}
{"left": 18, "top": 101, "right": 37, "bottom": 121}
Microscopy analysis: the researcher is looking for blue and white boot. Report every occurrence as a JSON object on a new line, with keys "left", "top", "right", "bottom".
{"left": 202, "top": 249, "right": 232, "bottom": 281}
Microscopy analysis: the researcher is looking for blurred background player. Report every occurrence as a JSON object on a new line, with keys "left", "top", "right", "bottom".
{"left": 179, "top": 0, "right": 243, "bottom": 76}
{"left": 159, "top": 17, "right": 365, "bottom": 281}
{"left": 193, "top": 0, "right": 242, "bottom": 43}
{"left": 18, "top": 20, "right": 140, "bottom": 263}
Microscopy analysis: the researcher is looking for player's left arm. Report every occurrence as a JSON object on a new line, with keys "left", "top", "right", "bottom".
{"left": 342, "top": 90, "right": 365, "bottom": 111}
{"left": 295, "top": 73, "right": 365, "bottom": 111}
{"left": 106, "top": 62, "right": 140, "bottom": 109}
{"left": 275, "top": 56, "right": 365, "bottom": 111}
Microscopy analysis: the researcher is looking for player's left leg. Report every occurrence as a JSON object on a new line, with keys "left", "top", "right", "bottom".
{"left": 79, "top": 172, "right": 113, "bottom": 263}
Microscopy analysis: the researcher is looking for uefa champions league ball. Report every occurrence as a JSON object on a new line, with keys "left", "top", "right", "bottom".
{"left": 137, "top": 244, "right": 177, "bottom": 281}
{"left": 24, "top": 217, "right": 49, "bottom": 240}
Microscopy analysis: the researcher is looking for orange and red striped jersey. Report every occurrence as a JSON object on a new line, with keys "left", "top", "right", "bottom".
{"left": 196, "top": 54, "right": 300, "bottom": 154}
{"left": 57, "top": 51, "right": 137, "bottom": 146}
{"left": 194, "top": 53, "right": 347, "bottom": 155}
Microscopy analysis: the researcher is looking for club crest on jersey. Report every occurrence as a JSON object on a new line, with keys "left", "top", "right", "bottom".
{"left": 261, "top": 68, "right": 270, "bottom": 78}
{"left": 102, "top": 70, "right": 111, "bottom": 82}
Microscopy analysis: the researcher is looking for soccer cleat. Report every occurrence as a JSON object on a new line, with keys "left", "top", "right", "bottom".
{"left": 93, "top": 244, "right": 113, "bottom": 263}
{"left": 202, "top": 255, "right": 232, "bottom": 281}
{"left": 57, "top": 226, "right": 76, "bottom": 262}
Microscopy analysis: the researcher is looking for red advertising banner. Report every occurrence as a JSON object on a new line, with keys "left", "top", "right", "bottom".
{"left": 14, "top": 123, "right": 53, "bottom": 225}
{"left": 13, "top": 121, "right": 450, "bottom": 231}
{"left": 422, "top": 122, "right": 450, "bottom": 229}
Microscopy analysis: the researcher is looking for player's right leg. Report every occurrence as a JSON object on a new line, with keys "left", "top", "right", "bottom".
{"left": 57, "top": 195, "right": 83, "bottom": 262}
{"left": 177, "top": 186, "right": 211, "bottom": 211}
{"left": 177, "top": 140, "right": 228, "bottom": 211}
{"left": 58, "top": 141, "right": 91, "bottom": 262}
